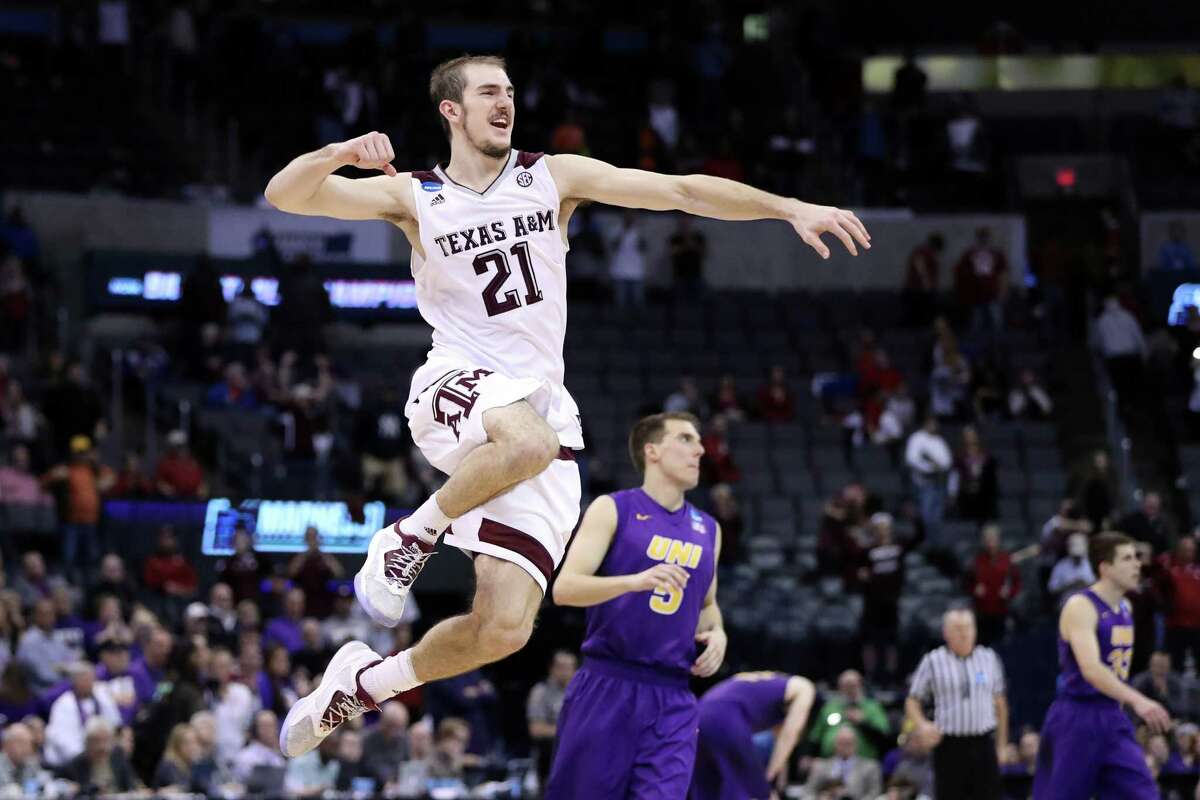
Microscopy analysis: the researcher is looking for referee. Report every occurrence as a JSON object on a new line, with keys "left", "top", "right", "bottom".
{"left": 905, "top": 608, "right": 1008, "bottom": 800}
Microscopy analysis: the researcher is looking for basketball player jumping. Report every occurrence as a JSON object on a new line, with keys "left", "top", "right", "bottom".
{"left": 1032, "top": 533, "right": 1170, "bottom": 799}
{"left": 264, "top": 54, "right": 871, "bottom": 757}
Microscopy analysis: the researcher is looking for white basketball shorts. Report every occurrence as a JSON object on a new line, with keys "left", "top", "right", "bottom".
{"left": 405, "top": 363, "right": 582, "bottom": 593}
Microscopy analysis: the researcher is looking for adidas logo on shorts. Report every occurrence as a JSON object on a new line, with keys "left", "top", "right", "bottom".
{"left": 431, "top": 193, "right": 445, "bottom": 206}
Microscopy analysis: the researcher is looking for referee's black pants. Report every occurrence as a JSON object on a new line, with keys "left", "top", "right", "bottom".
{"left": 933, "top": 732, "right": 1000, "bottom": 800}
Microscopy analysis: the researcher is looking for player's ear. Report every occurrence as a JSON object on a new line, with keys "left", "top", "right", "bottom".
{"left": 439, "top": 99, "right": 460, "bottom": 127}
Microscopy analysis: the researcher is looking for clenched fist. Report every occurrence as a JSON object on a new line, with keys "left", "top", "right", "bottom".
{"left": 332, "top": 131, "right": 397, "bottom": 177}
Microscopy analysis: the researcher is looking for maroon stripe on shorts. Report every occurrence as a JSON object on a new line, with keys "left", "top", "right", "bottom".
{"left": 556, "top": 446, "right": 576, "bottom": 461}
{"left": 478, "top": 518, "right": 554, "bottom": 584}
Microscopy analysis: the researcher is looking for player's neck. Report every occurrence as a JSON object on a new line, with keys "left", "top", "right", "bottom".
{"left": 1091, "top": 579, "right": 1125, "bottom": 609}
{"left": 444, "top": 143, "right": 511, "bottom": 192}
{"left": 640, "top": 474, "right": 686, "bottom": 513}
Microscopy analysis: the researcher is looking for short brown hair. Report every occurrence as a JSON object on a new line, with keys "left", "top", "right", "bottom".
{"left": 628, "top": 412, "right": 702, "bottom": 474}
{"left": 1090, "top": 532, "right": 1135, "bottom": 576}
{"left": 436, "top": 717, "right": 471, "bottom": 744}
{"left": 429, "top": 55, "right": 508, "bottom": 139}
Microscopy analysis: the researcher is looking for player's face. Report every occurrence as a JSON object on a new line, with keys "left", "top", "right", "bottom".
{"left": 649, "top": 420, "right": 705, "bottom": 489}
{"left": 458, "top": 64, "right": 515, "bottom": 159}
{"left": 1104, "top": 544, "right": 1141, "bottom": 592}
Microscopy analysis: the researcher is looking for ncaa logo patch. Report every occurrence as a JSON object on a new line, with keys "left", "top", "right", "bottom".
{"left": 516, "top": 171, "right": 533, "bottom": 187}
{"left": 421, "top": 181, "right": 442, "bottom": 192}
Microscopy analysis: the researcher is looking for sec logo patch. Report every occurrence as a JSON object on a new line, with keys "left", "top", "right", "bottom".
{"left": 516, "top": 171, "right": 533, "bottom": 187}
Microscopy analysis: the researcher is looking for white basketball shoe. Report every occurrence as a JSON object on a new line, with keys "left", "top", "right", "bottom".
{"left": 279, "top": 641, "right": 381, "bottom": 758}
{"left": 353, "top": 519, "right": 436, "bottom": 628}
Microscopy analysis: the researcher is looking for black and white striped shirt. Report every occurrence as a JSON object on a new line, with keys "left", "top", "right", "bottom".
{"left": 909, "top": 645, "right": 1006, "bottom": 736}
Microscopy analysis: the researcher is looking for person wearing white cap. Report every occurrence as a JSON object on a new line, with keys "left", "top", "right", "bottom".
{"left": 859, "top": 510, "right": 924, "bottom": 684}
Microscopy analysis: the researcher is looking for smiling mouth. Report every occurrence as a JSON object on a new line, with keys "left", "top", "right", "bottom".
{"left": 489, "top": 118, "right": 509, "bottom": 130}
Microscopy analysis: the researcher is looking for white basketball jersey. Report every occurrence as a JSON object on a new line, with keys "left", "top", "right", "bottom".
{"left": 409, "top": 151, "right": 567, "bottom": 384}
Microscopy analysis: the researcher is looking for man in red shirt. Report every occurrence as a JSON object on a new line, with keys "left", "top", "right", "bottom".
{"left": 969, "top": 524, "right": 1022, "bottom": 645}
{"left": 155, "top": 430, "right": 208, "bottom": 499}
{"left": 757, "top": 365, "right": 796, "bottom": 423}
{"left": 903, "top": 232, "right": 944, "bottom": 327}
{"left": 143, "top": 525, "right": 199, "bottom": 621}
{"left": 954, "top": 227, "right": 1008, "bottom": 335}
{"left": 1158, "top": 536, "right": 1200, "bottom": 674}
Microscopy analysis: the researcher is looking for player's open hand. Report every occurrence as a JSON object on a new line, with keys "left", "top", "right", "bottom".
{"left": 691, "top": 628, "right": 727, "bottom": 677}
{"left": 630, "top": 564, "right": 689, "bottom": 594}
{"left": 1133, "top": 696, "right": 1171, "bottom": 734}
{"left": 790, "top": 201, "right": 871, "bottom": 259}
{"left": 331, "top": 131, "right": 398, "bottom": 177}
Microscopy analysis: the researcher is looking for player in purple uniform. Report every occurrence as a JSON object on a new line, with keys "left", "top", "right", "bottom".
{"left": 546, "top": 412, "right": 726, "bottom": 799}
{"left": 689, "top": 671, "right": 815, "bottom": 800}
{"left": 1033, "top": 532, "right": 1171, "bottom": 799}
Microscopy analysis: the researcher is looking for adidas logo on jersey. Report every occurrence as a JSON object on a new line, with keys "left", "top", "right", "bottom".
{"left": 431, "top": 193, "right": 445, "bottom": 206}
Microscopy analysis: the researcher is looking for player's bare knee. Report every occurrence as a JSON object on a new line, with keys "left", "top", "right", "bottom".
{"left": 502, "top": 421, "right": 558, "bottom": 477}
{"left": 476, "top": 615, "right": 534, "bottom": 662}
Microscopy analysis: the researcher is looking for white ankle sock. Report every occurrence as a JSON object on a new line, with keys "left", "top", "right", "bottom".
{"left": 398, "top": 493, "right": 451, "bottom": 544}
{"left": 360, "top": 649, "right": 423, "bottom": 704}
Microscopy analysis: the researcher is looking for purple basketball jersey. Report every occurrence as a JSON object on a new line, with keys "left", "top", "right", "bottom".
{"left": 700, "top": 672, "right": 790, "bottom": 731}
{"left": 581, "top": 488, "right": 717, "bottom": 675}
{"left": 1057, "top": 588, "right": 1134, "bottom": 702}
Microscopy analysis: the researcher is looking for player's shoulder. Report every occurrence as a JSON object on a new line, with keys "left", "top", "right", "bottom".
{"left": 1061, "top": 591, "right": 1100, "bottom": 622}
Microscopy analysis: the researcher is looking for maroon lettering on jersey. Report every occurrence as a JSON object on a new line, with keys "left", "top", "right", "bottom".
{"left": 516, "top": 151, "right": 544, "bottom": 168}
{"left": 412, "top": 169, "right": 441, "bottom": 183}
{"left": 431, "top": 369, "right": 493, "bottom": 440}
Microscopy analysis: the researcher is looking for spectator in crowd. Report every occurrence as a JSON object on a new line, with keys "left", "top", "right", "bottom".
{"left": 1131, "top": 651, "right": 1189, "bottom": 719}
{"left": 1127, "top": 541, "right": 1166, "bottom": 677}
{"left": 92, "top": 553, "right": 137, "bottom": 612}
{"left": 209, "top": 647, "right": 256, "bottom": 765}
{"left": 664, "top": 375, "right": 708, "bottom": 417}
{"left": 808, "top": 670, "right": 892, "bottom": 760}
{"left": 96, "top": 640, "right": 138, "bottom": 724}
{"left": 284, "top": 733, "right": 342, "bottom": 797}
{"left": 215, "top": 526, "right": 272, "bottom": 604}
{"left": 287, "top": 528, "right": 343, "bottom": 620}
{"left": 1158, "top": 536, "right": 1200, "bottom": 673}
{"left": 818, "top": 483, "right": 871, "bottom": 583}
{"left": 0, "top": 663, "right": 37, "bottom": 726}
{"left": 969, "top": 524, "right": 1023, "bottom": 646}
{"left": 950, "top": 426, "right": 998, "bottom": 524}
{"left": 426, "top": 670, "right": 498, "bottom": 759}
{"left": 154, "top": 723, "right": 201, "bottom": 791}
{"left": 906, "top": 416, "right": 953, "bottom": 545}
{"left": 143, "top": 526, "right": 199, "bottom": 621}
{"left": 226, "top": 280, "right": 270, "bottom": 364}
{"left": 16, "top": 598, "right": 73, "bottom": 693}
{"left": 257, "top": 644, "right": 298, "bottom": 718}
{"left": 1, "top": 381, "right": 42, "bottom": 446}
{"left": 700, "top": 415, "right": 741, "bottom": 485}
{"left": 1048, "top": 533, "right": 1096, "bottom": 606}
{"left": 354, "top": 384, "right": 412, "bottom": 504}
{"left": 859, "top": 512, "right": 923, "bottom": 683}
{"left": 929, "top": 340, "right": 972, "bottom": 421}
{"left": 265, "top": 588, "right": 306, "bottom": 655}
{"left": 668, "top": 214, "right": 707, "bottom": 299}
{"left": 42, "top": 436, "right": 115, "bottom": 574}
{"left": 292, "top": 618, "right": 330, "bottom": 678}
{"left": 609, "top": 210, "right": 646, "bottom": 308}
{"left": 1095, "top": 294, "right": 1148, "bottom": 416}
{"left": 0, "top": 723, "right": 50, "bottom": 796}
{"left": 12, "top": 551, "right": 63, "bottom": 609}
{"left": 52, "top": 585, "right": 86, "bottom": 660}
{"left": 154, "top": 430, "right": 208, "bottom": 499}
{"left": 1118, "top": 492, "right": 1177, "bottom": 556}
{"left": 129, "top": 627, "right": 172, "bottom": 707}
{"left": 1007, "top": 369, "right": 1054, "bottom": 420}
{"left": 188, "top": 711, "right": 224, "bottom": 795}
{"left": 205, "top": 361, "right": 259, "bottom": 410}
{"left": 362, "top": 702, "right": 409, "bottom": 787}
{"left": 803, "top": 725, "right": 883, "bottom": 800}
{"left": 46, "top": 662, "right": 122, "bottom": 767}
{"left": 60, "top": 718, "right": 139, "bottom": 796}
{"left": 111, "top": 450, "right": 155, "bottom": 498}
{"left": 954, "top": 227, "right": 1008, "bottom": 334}
{"left": 970, "top": 356, "right": 1006, "bottom": 420}
{"left": 903, "top": 232, "right": 945, "bottom": 327}
{"left": 232, "top": 710, "right": 286, "bottom": 784}
{"left": 1072, "top": 449, "right": 1117, "bottom": 532}
{"left": 757, "top": 365, "right": 796, "bottom": 422}
{"left": 395, "top": 721, "right": 435, "bottom": 795}
{"left": 333, "top": 728, "right": 373, "bottom": 792}
{"left": 273, "top": 256, "right": 332, "bottom": 360}
{"left": 321, "top": 588, "right": 372, "bottom": 650}
{"left": 88, "top": 593, "right": 133, "bottom": 657}
{"left": 0, "top": 243, "right": 31, "bottom": 351}
{"left": 1158, "top": 220, "right": 1198, "bottom": 271}
{"left": 710, "top": 375, "right": 747, "bottom": 421}
{"left": 708, "top": 483, "right": 744, "bottom": 564}
{"left": 206, "top": 583, "right": 237, "bottom": 647}
{"left": 882, "top": 724, "right": 935, "bottom": 799}
{"left": 427, "top": 718, "right": 472, "bottom": 782}
{"left": 527, "top": 650, "right": 578, "bottom": 784}
{"left": 41, "top": 362, "right": 106, "bottom": 458}
{"left": 0, "top": 444, "right": 52, "bottom": 509}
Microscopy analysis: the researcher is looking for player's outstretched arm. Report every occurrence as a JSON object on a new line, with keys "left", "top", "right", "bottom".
{"left": 264, "top": 132, "right": 415, "bottom": 223}
{"left": 1061, "top": 593, "right": 1170, "bottom": 732}
{"left": 766, "top": 676, "right": 816, "bottom": 787}
{"left": 547, "top": 153, "right": 870, "bottom": 260}
{"left": 552, "top": 496, "right": 689, "bottom": 608}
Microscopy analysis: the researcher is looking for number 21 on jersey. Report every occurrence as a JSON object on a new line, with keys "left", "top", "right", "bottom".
{"left": 645, "top": 535, "right": 702, "bottom": 616}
